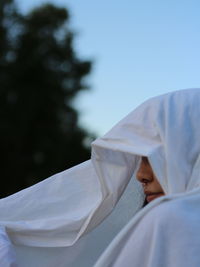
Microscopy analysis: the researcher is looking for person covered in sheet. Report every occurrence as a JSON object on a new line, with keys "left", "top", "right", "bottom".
{"left": 1, "top": 88, "right": 200, "bottom": 267}
{"left": 94, "top": 88, "right": 200, "bottom": 267}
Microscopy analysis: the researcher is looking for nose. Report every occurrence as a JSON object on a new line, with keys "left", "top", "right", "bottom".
{"left": 136, "top": 160, "right": 153, "bottom": 185}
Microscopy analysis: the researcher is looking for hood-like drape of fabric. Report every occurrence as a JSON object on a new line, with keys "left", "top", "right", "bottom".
{"left": 93, "top": 88, "right": 200, "bottom": 266}
{"left": 1, "top": 88, "right": 200, "bottom": 266}
{"left": 92, "top": 88, "right": 200, "bottom": 196}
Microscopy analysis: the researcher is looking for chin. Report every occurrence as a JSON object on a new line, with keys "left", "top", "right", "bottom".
{"left": 146, "top": 193, "right": 164, "bottom": 203}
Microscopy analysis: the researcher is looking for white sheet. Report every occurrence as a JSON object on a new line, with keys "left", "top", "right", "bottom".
{"left": 0, "top": 158, "right": 143, "bottom": 266}
{"left": 1, "top": 88, "right": 200, "bottom": 266}
{"left": 93, "top": 88, "right": 200, "bottom": 266}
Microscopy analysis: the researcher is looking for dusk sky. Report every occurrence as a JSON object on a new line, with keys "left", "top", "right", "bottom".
{"left": 16, "top": 0, "right": 200, "bottom": 136}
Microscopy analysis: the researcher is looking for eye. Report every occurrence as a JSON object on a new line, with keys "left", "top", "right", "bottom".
{"left": 141, "top": 178, "right": 150, "bottom": 184}
{"left": 141, "top": 177, "right": 153, "bottom": 184}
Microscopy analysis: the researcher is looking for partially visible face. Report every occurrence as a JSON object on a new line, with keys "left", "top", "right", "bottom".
{"left": 136, "top": 157, "right": 165, "bottom": 203}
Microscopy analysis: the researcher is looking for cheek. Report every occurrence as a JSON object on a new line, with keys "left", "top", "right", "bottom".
{"left": 153, "top": 179, "right": 164, "bottom": 192}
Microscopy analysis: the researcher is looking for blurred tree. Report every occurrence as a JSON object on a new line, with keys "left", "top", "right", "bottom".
{"left": 0, "top": 0, "right": 94, "bottom": 197}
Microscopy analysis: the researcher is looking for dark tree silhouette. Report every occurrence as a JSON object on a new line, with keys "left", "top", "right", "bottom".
{"left": 0, "top": 0, "right": 94, "bottom": 197}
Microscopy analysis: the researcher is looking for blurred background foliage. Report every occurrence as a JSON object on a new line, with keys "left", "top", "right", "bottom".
{"left": 0, "top": 0, "right": 94, "bottom": 197}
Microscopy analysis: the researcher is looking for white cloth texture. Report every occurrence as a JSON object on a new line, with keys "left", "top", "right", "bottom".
{"left": 1, "top": 88, "right": 200, "bottom": 266}
{"left": 94, "top": 88, "right": 200, "bottom": 267}
{"left": 0, "top": 161, "right": 143, "bottom": 267}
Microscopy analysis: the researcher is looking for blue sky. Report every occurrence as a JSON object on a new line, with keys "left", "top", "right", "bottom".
{"left": 16, "top": 0, "right": 200, "bottom": 136}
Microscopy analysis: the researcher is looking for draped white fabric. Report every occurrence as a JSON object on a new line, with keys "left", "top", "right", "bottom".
{"left": 0, "top": 226, "right": 17, "bottom": 267}
{"left": 1, "top": 88, "right": 200, "bottom": 266}
{"left": 14, "top": 175, "right": 143, "bottom": 267}
{"left": 0, "top": 152, "right": 143, "bottom": 266}
{"left": 93, "top": 88, "right": 200, "bottom": 266}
